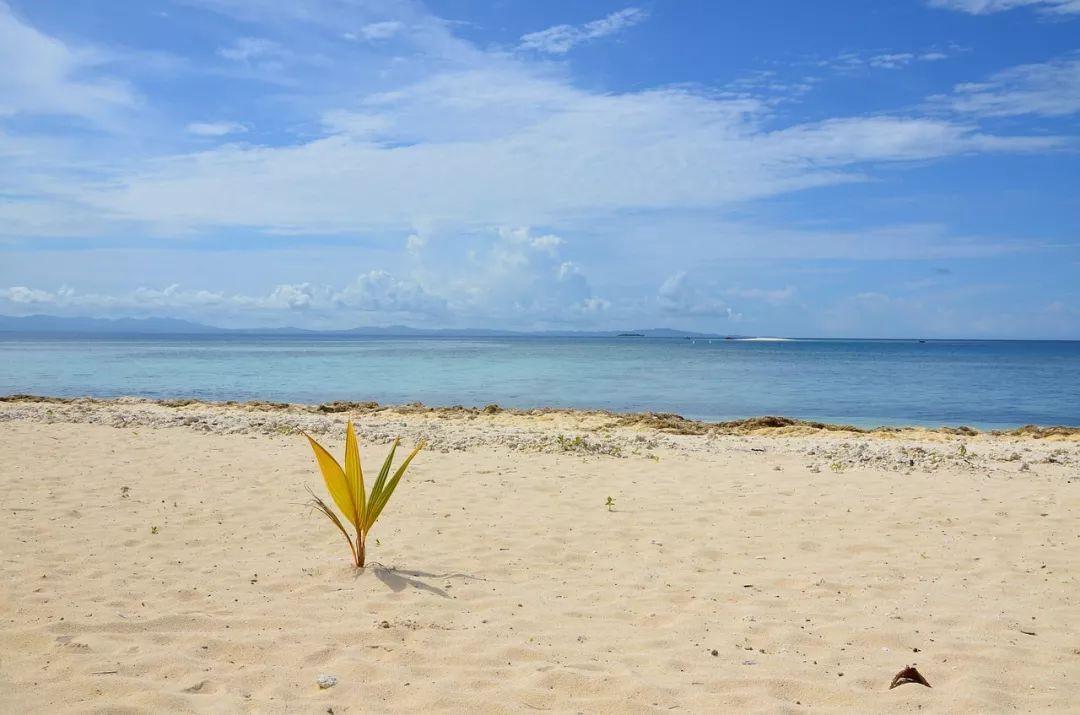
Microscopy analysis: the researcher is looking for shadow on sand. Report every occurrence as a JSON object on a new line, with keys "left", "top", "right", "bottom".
{"left": 364, "top": 564, "right": 485, "bottom": 597}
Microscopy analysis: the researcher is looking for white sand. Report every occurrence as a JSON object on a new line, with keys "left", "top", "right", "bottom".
{"left": 1, "top": 398, "right": 1077, "bottom": 712}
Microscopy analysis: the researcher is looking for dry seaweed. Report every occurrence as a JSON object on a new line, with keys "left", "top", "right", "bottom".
{"left": 889, "top": 665, "right": 931, "bottom": 689}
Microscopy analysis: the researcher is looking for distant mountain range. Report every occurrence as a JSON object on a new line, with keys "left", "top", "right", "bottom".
{"left": 0, "top": 314, "right": 727, "bottom": 338}
{"left": 0, "top": 314, "right": 225, "bottom": 334}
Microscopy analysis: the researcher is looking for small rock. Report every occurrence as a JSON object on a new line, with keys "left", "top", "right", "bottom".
{"left": 316, "top": 674, "right": 338, "bottom": 689}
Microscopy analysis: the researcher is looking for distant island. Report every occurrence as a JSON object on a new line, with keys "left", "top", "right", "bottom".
{"left": 0, "top": 314, "right": 730, "bottom": 339}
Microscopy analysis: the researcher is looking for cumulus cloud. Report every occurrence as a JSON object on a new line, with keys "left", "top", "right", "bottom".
{"left": 1, "top": 285, "right": 58, "bottom": 304}
{"left": 1, "top": 0, "right": 1077, "bottom": 336}
{"left": 405, "top": 233, "right": 427, "bottom": 255}
{"left": 658, "top": 273, "right": 735, "bottom": 318}
{"left": 0, "top": 283, "right": 225, "bottom": 311}
{"left": 425, "top": 226, "right": 609, "bottom": 324}
{"left": 261, "top": 283, "right": 317, "bottom": 310}
{"left": 0, "top": 274, "right": 447, "bottom": 322}
{"left": 332, "top": 270, "right": 447, "bottom": 315}
{"left": 519, "top": 7, "right": 647, "bottom": 54}
{"left": 927, "top": 0, "right": 1080, "bottom": 15}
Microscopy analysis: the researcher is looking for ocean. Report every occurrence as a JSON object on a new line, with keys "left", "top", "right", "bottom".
{"left": 1, "top": 334, "right": 1078, "bottom": 429}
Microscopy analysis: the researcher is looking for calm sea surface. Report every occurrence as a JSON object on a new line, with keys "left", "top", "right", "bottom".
{"left": 1, "top": 334, "right": 1078, "bottom": 428}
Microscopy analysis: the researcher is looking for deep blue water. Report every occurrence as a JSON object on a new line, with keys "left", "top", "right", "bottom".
{"left": 1, "top": 334, "right": 1078, "bottom": 428}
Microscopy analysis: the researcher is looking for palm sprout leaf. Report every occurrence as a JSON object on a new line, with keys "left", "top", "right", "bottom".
{"left": 364, "top": 438, "right": 399, "bottom": 528}
{"left": 305, "top": 433, "right": 358, "bottom": 527}
{"left": 366, "top": 442, "right": 424, "bottom": 531}
{"left": 307, "top": 486, "right": 357, "bottom": 564}
{"left": 344, "top": 421, "right": 365, "bottom": 526}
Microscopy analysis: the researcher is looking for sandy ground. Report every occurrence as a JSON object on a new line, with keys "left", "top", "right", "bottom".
{"left": 1, "top": 398, "right": 1078, "bottom": 713}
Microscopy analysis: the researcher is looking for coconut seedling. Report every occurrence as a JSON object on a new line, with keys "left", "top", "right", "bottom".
{"left": 305, "top": 421, "right": 424, "bottom": 568}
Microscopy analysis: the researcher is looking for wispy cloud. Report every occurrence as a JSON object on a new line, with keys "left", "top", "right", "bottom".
{"left": 217, "top": 37, "right": 282, "bottom": 62}
{"left": 345, "top": 21, "right": 405, "bottom": 41}
{"left": 927, "top": 0, "right": 1080, "bottom": 15}
{"left": 519, "top": 7, "right": 647, "bottom": 54}
{"left": 814, "top": 47, "right": 958, "bottom": 72}
{"left": 186, "top": 121, "right": 248, "bottom": 136}
{"left": 51, "top": 68, "right": 1058, "bottom": 240}
{"left": 1, "top": 0, "right": 1077, "bottom": 335}
{"left": 726, "top": 286, "right": 797, "bottom": 303}
{"left": 0, "top": 1, "right": 135, "bottom": 123}
{"left": 936, "top": 54, "right": 1080, "bottom": 116}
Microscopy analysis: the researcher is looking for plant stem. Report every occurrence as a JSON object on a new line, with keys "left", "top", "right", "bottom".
{"left": 357, "top": 538, "right": 366, "bottom": 568}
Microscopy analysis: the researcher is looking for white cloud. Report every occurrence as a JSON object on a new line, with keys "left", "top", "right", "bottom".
{"left": 413, "top": 226, "right": 609, "bottom": 324}
{"left": 352, "top": 21, "right": 405, "bottom": 41}
{"left": 186, "top": 121, "right": 248, "bottom": 136}
{"left": 332, "top": 270, "right": 447, "bottom": 315}
{"left": 938, "top": 55, "right": 1080, "bottom": 116}
{"left": 0, "top": 1, "right": 134, "bottom": 122}
{"left": 657, "top": 273, "right": 734, "bottom": 318}
{"left": 927, "top": 0, "right": 1080, "bottom": 15}
{"left": 184, "top": 0, "right": 480, "bottom": 65}
{"left": 726, "top": 286, "right": 797, "bottom": 303}
{"left": 519, "top": 7, "right": 647, "bottom": 54}
{"left": 0, "top": 273, "right": 446, "bottom": 321}
{"left": 405, "top": 233, "right": 426, "bottom": 255}
{"left": 57, "top": 68, "right": 1059, "bottom": 239}
{"left": 0, "top": 283, "right": 226, "bottom": 311}
{"left": 260, "top": 282, "right": 317, "bottom": 310}
{"left": 217, "top": 37, "right": 282, "bottom": 62}
{"left": 1, "top": 0, "right": 1076, "bottom": 336}
{"left": 813, "top": 47, "right": 957, "bottom": 73}
{"left": 320, "top": 110, "right": 393, "bottom": 139}
{"left": 1, "top": 285, "right": 57, "bottom": 304}
{"left": 0, "top": 230, "right": 606, "bottom": 325}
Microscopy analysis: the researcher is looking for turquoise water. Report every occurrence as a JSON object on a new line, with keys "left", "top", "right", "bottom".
{"left": 1, "top": 334, "right": 1078, "bottom": 428}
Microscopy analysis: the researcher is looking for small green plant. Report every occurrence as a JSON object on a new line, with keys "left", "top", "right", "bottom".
{"left": 557, "top": 434, "right": 586, "bottom": 451}
{"left": 305, "top": 421, "right": 424, "bottom": 568}
{"left": 605, "top": 496, "right": 615, "bottom": 511}
{"left": 150, "top": 525, "right": 159, "bottom": 534}
{"left": 959, "top": 444, "right": 968, "bottom": 457}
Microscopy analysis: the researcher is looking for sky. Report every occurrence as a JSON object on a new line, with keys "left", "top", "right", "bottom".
{"left": 0, "top": 0, "right": 1078, "bottom": 337}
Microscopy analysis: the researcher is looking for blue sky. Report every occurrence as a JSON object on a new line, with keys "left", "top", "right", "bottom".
{"left": 1, "top": 0, "right": 1078, "bottom": 337}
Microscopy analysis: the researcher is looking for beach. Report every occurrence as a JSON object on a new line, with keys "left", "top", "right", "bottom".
{"left": 1, "top": 396, "right": 1078, "bottom": 713}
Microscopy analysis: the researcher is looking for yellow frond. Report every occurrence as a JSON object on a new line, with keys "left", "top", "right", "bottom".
{"left": 305, "top": 433, "right": 358, "bottom": 528}
{"left": 365, "top": 440, "right": 424, "bottom": 532}
{"left": 344, "top": 420, "right": 365, "bottom": 526}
